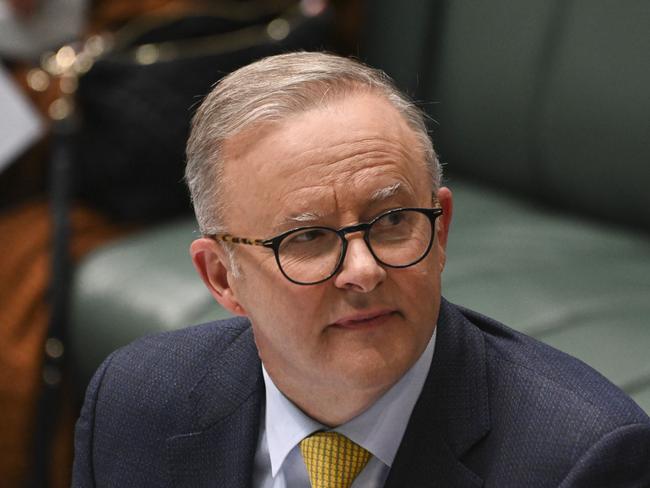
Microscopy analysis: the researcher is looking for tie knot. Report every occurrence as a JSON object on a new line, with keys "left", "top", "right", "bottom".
{"left": 299, "top": 431, "right": 371, "bottom": 488}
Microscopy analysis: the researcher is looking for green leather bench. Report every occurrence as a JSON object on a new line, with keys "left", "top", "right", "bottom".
{"left": 70, "top": 0, "right": 650, "bottom": 413}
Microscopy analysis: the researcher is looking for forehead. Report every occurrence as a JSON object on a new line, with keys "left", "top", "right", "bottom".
{"left": 221, "top": 92, "right": 431, "bottom": 230}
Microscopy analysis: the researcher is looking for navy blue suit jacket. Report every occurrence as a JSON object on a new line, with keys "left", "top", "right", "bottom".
{"left": 72, "top": 299, "right": 650, "bottom": 486}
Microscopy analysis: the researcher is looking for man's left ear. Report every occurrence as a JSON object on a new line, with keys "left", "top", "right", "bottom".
{"left": 434, "top": 187, "right": 453, "bottom": 269}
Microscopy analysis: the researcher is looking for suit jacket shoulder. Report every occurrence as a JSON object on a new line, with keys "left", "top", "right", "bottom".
{"left": 72, "top": 316, "right": 263, "bottom": 487}
{"left": 460, "top": 303, "right": 648, "bottom": 422}
{"left": 385, "top": 300, "right": 650, "bottom": 487}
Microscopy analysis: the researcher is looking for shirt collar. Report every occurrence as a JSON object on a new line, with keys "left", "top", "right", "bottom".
{"left": 262, "top": 328, "right": 436, "bottom": 475}
{"left": 262, "top": 367, "right": 322, "bottom": 476}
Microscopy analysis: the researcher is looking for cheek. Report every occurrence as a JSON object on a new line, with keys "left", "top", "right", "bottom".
{"left": 237, "top": 271, "right": 328, "bottom": 344}
{"left": 398, "top": 259, "right": 441, "bottom": 318}
{"left": 265, "top": 284, "right": 327, "bottom": 324}
{"left": 411, "top": 252, "right": 441, "bottom": 284}
{"left": 436, "top": 243, "right": 447, "bottom": 271}
{"left": 248, "top": 285, "right": 331, "bottom": 376}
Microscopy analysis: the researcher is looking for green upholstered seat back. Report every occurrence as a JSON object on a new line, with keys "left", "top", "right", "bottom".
{"left": 362, "top": 0, "right": 650, "bottom": 230}
{"left": 537, "top": 1, "right": 650, "bottom": 228}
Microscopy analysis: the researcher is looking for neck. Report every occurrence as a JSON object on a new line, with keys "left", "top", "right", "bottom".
{"left": 267, "top": 370, "right": 390, "bottom": 427}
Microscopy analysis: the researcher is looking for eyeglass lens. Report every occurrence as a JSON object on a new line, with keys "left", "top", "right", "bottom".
{"left": 276, "top": 209, "right": 434, "bottom": 284}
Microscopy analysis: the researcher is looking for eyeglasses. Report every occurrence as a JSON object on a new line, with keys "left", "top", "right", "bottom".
{"left": 207, "top": 207, "right": 443, "bottom": 285}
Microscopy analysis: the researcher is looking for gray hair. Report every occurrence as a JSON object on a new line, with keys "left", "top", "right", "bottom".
{"left": 185, "top": 51, "right": 441, "bottom": 235}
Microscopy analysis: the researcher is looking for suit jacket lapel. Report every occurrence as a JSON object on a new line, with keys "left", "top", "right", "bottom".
{"left": 166, "top": 324, "right": 263, "bottom": 488}
{"left": 385, "top": 299, "right": 490, "bottom": 487}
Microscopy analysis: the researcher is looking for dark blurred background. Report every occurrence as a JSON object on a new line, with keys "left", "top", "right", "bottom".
{"left": 1, "top": 0, "right": 648, "bottom": 486}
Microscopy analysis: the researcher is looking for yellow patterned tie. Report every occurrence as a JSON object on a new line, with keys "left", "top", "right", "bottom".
{"left": 299, "top": 431, "right": 371, "bottom": 488}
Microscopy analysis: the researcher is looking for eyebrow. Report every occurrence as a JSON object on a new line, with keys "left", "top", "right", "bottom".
{"left": 280, "top": 211, "right": 323, "bottom": 226}
{"left": 276, "top": 183, "right": 404, "bottom": 229}
{"left": 370, "top": 182, "right": 402, "bottom": 202}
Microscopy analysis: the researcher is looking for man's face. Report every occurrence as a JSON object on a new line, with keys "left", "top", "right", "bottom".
{"left": 192, "top": 92, "right": 452, "bottom": 418}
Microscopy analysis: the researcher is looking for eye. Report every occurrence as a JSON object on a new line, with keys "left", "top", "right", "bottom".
{"left": 286, "top": 228, "right": 328, "bottom": 244}
{"left": 376, "top": 210, "right": 406, "bottom": 227}
{"left": 385, "top": 212, "right": 405, "bottom": 225}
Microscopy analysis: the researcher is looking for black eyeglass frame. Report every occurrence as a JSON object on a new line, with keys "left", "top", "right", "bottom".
{"left": 207, "top": 207, "right": 444, "bottom": 285}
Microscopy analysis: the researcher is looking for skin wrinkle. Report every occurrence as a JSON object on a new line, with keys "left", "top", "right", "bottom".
{"left": 256, "top": 181, "right": 408, "bottom": 238}
{"left": 269, "top": 141, "right": 422, "bottom": 232}
{"left": 274, "top": 167, "right": 418, "bottom": 232}
{"left": 279, "top": 138, "right": 418, "bottom": 181}
{"left": 277, "top": 182, "right": 411, "bottom": 236}
{"left": 221, "top": 107, "right": 424, "bottom": 234}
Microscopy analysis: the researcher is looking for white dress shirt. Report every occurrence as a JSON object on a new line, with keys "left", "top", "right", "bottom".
{"left": 252, "top": 328, "right": 436, "bottom": 488}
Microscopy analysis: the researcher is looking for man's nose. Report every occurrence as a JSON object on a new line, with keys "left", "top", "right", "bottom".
{"left": 333, "top": 235, "right": 386, "bottom": 292}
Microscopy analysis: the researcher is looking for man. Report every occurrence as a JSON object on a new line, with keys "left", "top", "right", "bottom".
{"left": 73, "top": 52, "right": 650, "bottom": 487}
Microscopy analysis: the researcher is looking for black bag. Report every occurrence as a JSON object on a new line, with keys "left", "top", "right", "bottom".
{"left": 74, "top": 3, "right": 333, "bottom": 222}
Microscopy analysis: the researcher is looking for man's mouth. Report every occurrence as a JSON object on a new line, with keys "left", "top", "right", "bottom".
{"left": 332, "top": 309, "right": 396, "bottom": 329}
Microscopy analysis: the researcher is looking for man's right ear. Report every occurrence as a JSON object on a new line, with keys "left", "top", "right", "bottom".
{"left": 190, "top": 238, "right": 248, "bottom": 316}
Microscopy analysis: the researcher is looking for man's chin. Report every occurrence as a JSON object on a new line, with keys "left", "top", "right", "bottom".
{"left": 331, "top": 353, "right": 411, "bottom": 394}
